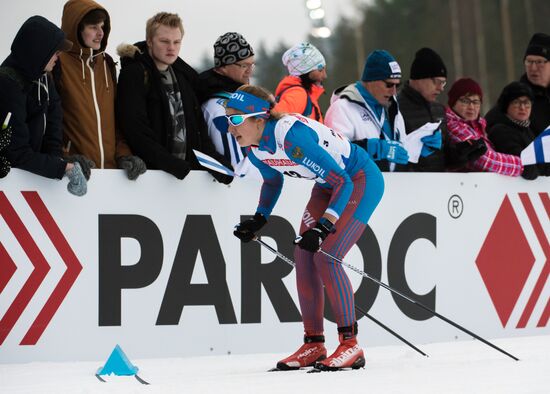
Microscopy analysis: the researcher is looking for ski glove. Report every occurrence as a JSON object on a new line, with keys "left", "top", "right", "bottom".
{"left": 117, "top": 155, "right": 147, "bottom": 180}
{"left": 234, "top": 213, "right": 267, "bottom": 242}
{"left": 0, "top": 155, "right": 10, "bottom": 178}
{"left": 364, "top": 138, "right": 409, "bottom": 164}
{"left": 65, "top": 162, "right": 87, "bottom": 196}
{"left": 210, "top": 170, "right": 234, "bottom": 185}
{"left": 420, "top": 131, "right": 442, "bottom": 157}
{"left": 0, "top": 124, "right": 11, "bottom": 151}
{"left": 66, "top": 154, "right": 95, "bottom": 181}
{"left": 296, "top": 219, "right": 336, "bottom": 253}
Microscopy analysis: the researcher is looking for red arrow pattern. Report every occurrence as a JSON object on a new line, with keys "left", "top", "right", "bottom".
{"left": 537, "top": 193, "right": 550, "bottom": 328}
{"left": 0, "top": 192, "right": 50, "bottom": 345}
{"left": 0, "top": 191, "right": 82, "bottom": 345}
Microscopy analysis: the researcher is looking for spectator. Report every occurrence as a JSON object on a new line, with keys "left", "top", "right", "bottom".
{"left": 397, "top": 47, "right": 447, "bottom": 171}
{"left": 325, "top": 49, "right": 409, "bottom": 172}
{"left": 0, "top": 16, "right": 87, "bottom": 196}
{"left": 116, "top": 12, "right": 232, "bottom": 183}
{"left": 197, "top": 32, "right": 256, "bottom": 176}
{"left": 487, "top": 81, "right": 550, "bottom": 180}
{"left": 486, "top": 33, "right": 550, "bottom": 136}
{"left": 55, "top": 0, "right": 146, "bottom": 181}
{"left": 274, "top": 42, "right": 327, "bottom": 122}
{"left": 446, "top": 78, "right": 523, "bottom": 177}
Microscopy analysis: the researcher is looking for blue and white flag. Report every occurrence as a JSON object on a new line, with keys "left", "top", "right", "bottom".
{"left": 193, "top": 149, "right": 236, "bottom": 177}
{"left": 521, "top": 127, "right": 550, "bottom": 165}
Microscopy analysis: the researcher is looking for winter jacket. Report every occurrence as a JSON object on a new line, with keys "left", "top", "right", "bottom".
{"left": 486, "top": 75, "right": 550, "bottom": 137}
{"left": 325, "top": 82, "right": 406, "bottom": 172}
{"left": 116, "top": 42, "right": 231, "bottom": 180}
{"left": 197, "top": 68, "right": 245, "bottom": 168}
{"left": 487, "top": 110, "right": 550, "bottom": 180}
{"left": 274, "top": 76, "right": 324, "bottom": 123}
{"left": 446, "top": 107, "right": 523, "bottom": 177}
{"left": 55, "top": 0, "right": 131, "bottom": 169}
{"left": 0, "top": 16, "right": 67, "bottom": 179}
{"left": 397, "top": 81, "right": 446, "bottom": 172}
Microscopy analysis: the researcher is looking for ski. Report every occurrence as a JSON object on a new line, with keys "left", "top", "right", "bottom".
{"left": 94, "top": 374, "right": 150, "bottom": 385}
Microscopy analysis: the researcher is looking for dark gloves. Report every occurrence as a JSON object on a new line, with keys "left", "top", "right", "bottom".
{"left": 117, "top": 155, "right": 147, "bottom": 180}
{"left": 234, "top": 213, "right": 267, "bottom": 242}
{"left": 296, "top": 219, "right": 336, "bottom": 252}
{"left": 446, "top": 139, "right": 488, "bottom": 169}
{"left": 0, "top": 156, "right": 10, "bottom": 178}
{"left": 0, "top": 123, "right": 11, "bottom": 151}
{"left": 66, "top": 154, "right": 95, "bottom": 180}
{"left": 210, "top": 170, "right": 234, "bottom": 185}
{"left": 65, "top": 162, "right": 87, "bottom": 196}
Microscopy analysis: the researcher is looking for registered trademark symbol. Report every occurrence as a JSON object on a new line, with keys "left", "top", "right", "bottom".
{"left": 448, "top": 195, "right": 463, "bottom": 219}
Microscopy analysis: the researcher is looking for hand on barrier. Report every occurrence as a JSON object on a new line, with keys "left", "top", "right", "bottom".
{"left": 211, "top": 171, "right": 234, "bottom": 185}
{"left": 234, "top": 213, "right": 267, "bottom": 242}
{"left": 0, "top": 155, "right": 10, "bottom": 178}
{"left": 0, "top": 124, "right": 11, "bottom": 151}
{"left": 117, "top": 155, "right": 147, "bottom": 180}
{"left": 65, "top": 162, "right": 87, "bottom": 196}
{"left": 66, "top": 154, "right": 95, "bottom": 180}
{"left": 294, "top": 219, "right": 336, "bottom": 252}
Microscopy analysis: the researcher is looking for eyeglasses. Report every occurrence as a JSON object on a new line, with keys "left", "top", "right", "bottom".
{"left": 509, "top": 98, "right": 532, "bottom": 108}
{"left": 383, "top": 80, "right": 401, "bottom": 89}
{"left": 226, "top": 111, "right": 267, "bottom": 127}
{"left": 232, "top": 62, "right": 256, "bottom": 71}
{"left": 524, "top": 59, "right": 548, "bottom": 67}
{"left": 431, "top": 78, "right": 447, "bottom": 88}
{"left": 458, "top": 98, "right": 482, "bottom": 106}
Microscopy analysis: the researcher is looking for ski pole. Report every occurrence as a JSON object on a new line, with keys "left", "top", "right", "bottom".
{"left": 254, "top": 237, "right": 428, "bottom": 357}
{"left": 318, "top": 248, "right": 520, "bottom": 361}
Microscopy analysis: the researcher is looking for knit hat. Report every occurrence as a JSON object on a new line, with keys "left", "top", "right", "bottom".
{"left": 282, "top": 42, "right": 326, "bottom": 76}
{"left": 497, "top": 81, "right": 534, "bottom": 112}
{"left": 447, "top": 78, "right": 483, "bottom": 107}
{"left": 410, "top": 47, "right": 447, "bottom": 79}
{"left": 524, "top": 32, "right": 550, "bottom": 60}
{"left": 214, "top": 32, "right": 254, "bottom": 67}
{"left": 361, "top": 50, "right": 401, "bottom": 82}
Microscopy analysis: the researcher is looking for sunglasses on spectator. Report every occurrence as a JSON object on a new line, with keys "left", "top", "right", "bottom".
{"left": 458, "top": 98, "right": 482, "bottom": 106}
{"left": 383, "top": 80, "right": 401, "bottom": 89}
{"left": 226, "top": 112, "right": 267, "bottom": 127}
{"left": 524, "top": 59, "right": 548, "bottom": 67}
{"left": 510, "top": 98, "right": 532, "bottom": 108}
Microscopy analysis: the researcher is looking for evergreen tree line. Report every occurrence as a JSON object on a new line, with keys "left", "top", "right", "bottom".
{"left": 245, "top": 0, "right": 549, "bottom": 114}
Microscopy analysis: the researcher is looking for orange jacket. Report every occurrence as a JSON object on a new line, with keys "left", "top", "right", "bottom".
{"left": 56, "top": 0, "right": 131, "bottom": 169}
{"left": 274, "top": 76, "right": 325, "bottom": 123}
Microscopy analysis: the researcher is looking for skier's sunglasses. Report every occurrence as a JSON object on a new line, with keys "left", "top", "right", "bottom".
{"left": 226, "top": 112, "right": 267, "bottom": 127}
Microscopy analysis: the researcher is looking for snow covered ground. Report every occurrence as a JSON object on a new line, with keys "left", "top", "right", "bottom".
{"left": 1, "top": 335, "right": 549, "bottom": 394}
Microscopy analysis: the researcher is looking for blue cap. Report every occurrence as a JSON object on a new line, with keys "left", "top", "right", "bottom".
{"left": 361, "top": 50, "right": 402, "bottom": 82}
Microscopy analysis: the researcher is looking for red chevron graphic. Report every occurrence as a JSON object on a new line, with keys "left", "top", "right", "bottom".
{"left": 0, "top": 242, "right": 17, "bottom": 293}
{"left": 516, "top": 193, "right": 550, "bottom": 328}
{"left": 536, "top": 193, "right": 550, "bottom": 328}
{"left": 0, "top": 192, "right": 50, "bottom": 345}
{"left": 20, "top": 192, "right": 83, "bottom": 345}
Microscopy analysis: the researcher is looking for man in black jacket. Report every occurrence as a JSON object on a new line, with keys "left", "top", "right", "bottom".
{"left": 397, "top": 47, "right": 447, "bottom": 172}
{"left": 116, "top": 12, "right": 232, "bottom": 183}
{"left": 0, "top": 15, "right": 87, "bottom": 196}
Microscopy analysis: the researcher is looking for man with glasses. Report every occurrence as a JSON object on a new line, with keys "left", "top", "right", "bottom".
{"left": 397, "top": 47, "right": 448, "bottom": 171}
{"left": 197, "top": 32, "right": 257, "bottom": 177}
{"left": 487, "top": 33, "right": 550, "bottom": 136}
{"left": 116, "top": 13, "right": 232, "bottom": 183}
{"left": 325, "top": 49, "right": 409, "bottom": 172}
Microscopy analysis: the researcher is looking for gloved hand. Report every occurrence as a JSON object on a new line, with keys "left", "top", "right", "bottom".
{"left": 0, "top": 124, "right": 11, "bottom": 151}
{"left": 234, "top": 213, "right": 267, "bottom": 242}
{"left": 366, "top": 139, "right": 409, "bottom": 164}
{"left": 445, "top": 139, "right": 488, "bottom": 169}
{"left": 210, "top": 170, "right": 234, "bottom": 185}
{"left": 0, "top": 155, "right": 10, "bottom": 178}
{"left": 420, "top": 131, "right": 442, "bottom": 157}
{"left": 65, "top": 162, "right": 87, "bottom": 196}
{"left": 66, "top": 154, "right": 95, "bottom": 181}
{"left": 117, "top": 155, "right": 147, "bottom": 180}
{"left": 295, "top": 219, "right": 336, "bottom": 252}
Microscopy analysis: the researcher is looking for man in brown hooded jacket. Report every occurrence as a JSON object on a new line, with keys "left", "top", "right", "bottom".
{"left": 54, "top": 0, "right": 146, "bottom": 180}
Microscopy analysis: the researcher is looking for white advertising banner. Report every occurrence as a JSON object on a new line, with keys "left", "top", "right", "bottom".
{"left": 0, "top": 169, "right": 548, "bottom": 363}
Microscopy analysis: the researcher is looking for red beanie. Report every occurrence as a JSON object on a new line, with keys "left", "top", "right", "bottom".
{"left": 447, "top": 78, "right": 483, "bottom": 107}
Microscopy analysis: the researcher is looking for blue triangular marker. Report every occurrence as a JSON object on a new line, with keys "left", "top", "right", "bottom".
{"left": 96, "top": 344, "right": 139, "bottom": 376}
